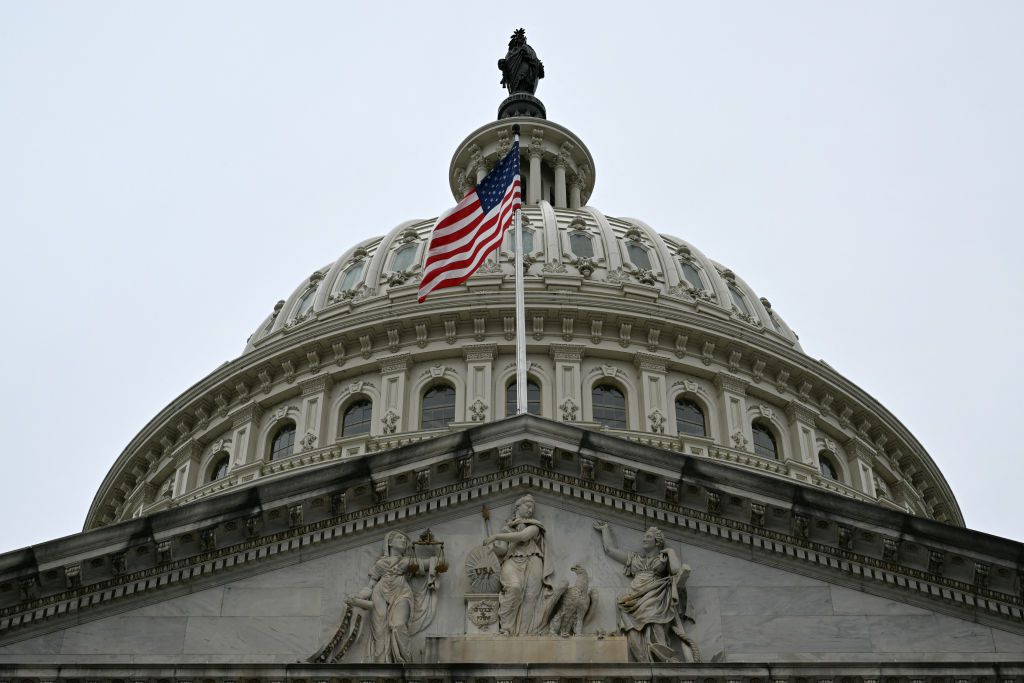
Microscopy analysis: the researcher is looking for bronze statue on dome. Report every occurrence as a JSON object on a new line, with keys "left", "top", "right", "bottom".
{"left": 499, "top": 28, "right": 544, "bottom": 95}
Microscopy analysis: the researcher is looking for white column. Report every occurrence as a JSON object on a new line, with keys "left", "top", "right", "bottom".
{"left": 378, "top": 354, "right": 412, "bottom": 434}
{"left": 299, "top": 375, "right": 333, "bottom": 450}
{"left": 554, "top": 142, "right": 574, "bottom": 208}
{"left": 846, "top": 439, "right": 878, "bottom": 497}
{"left": 170, "top": 440, "right": 202, "bottom": 497}
{"left": 528, "top": 129, "right": 544, "bottom": 205}
{"left": 463, "top": 344, "right": 496, "bottom": 421}
{"left": 785, "top": 401, "right": 819, "bottom": 466}
{"left": 230, "top": 402, "right": 264, "bottom": 466}
{"left": 715, "top": 374, "right": 751, "bottom": 450}
{"left": 569, "top": 174, "right": 582, "bottom": 209}
{"left": 634, "top": 353, "right": 668, "bottom": 434}
{"left": 554, "top": 162, "right": 567, "bottom": 208}
{"left": 550, "top": 344, "right": 585, "bottom": 422}
{"left": 528, "top": 153, "right": 542, "bottom": 205}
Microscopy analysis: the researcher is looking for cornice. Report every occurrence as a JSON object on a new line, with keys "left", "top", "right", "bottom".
{"left": 16, "top": 418, "right": 1020, "bottom": 646}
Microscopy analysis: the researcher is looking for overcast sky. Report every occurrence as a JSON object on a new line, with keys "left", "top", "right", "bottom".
{"left": 1, "top": 2, "right": 1021, "bottom": 553}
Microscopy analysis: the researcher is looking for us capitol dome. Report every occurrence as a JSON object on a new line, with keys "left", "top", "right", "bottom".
{"left": 9, "top": 29, "right": 1024, "bottom": 676}
{"left": 84, "top": 42, "right": 961, "bottom": 534}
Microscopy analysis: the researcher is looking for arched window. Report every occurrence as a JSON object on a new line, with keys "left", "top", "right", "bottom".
{"left": 341, "top": 399, "right": 372, "bottom": 437}
{"left": 819, "top": 455, "right": 840, "bottom": 481}
{"left": 208, "top": 453, "right": 230, "bottom": 482}
{"left": 680, "top": 261, "right": 704, "bottom": 290}
{"left": 508, "top": 228, "right": 534, "bottom": 253}
{"left": 592, "top": 384, "right": 627, "bottom": 429}
{"left": 569, "top": 232, "right": 594, "bottom": 258}
{"left": 751, "top": 421, "right": 778, "bottom": 460}
{"left": 728, "top": 284, "right": 752, "bottom": 317}
{"left": 627, "top": 243, "right": 653, "bottom": 270}
{"left": 675, "top": 398, "right": 706, "bottom": 437}
{"left": 392, "top": 243, "right": 417, "bottom": 272}
{"left": 337, "top": 262, "right": 365, "bottom": 292}
{"left": 270, "top": 423, "right": 296, "bottom": 461}
{"left": 506, "top": 378, "right": 541, "bottom": 416}
{"left": 422, "top": 384, "right": 456, "bottom": 430}
{"left": 294, "top": 287, "right": 316, "bottom": 317}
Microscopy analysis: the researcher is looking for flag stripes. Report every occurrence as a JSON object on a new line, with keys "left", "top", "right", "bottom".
{"left": 418, "top": 142, "right": 521, "bottom": 303}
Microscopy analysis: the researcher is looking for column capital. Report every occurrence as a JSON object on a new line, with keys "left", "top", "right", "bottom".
{"left": 633, "top": 352, "right": 667, "bottom": 374}
{"left": 299, "top": 374, "right": 333, "bottom": 396}
{"left": 463, "top": 344, "right": 497, "bottom": 362}
{"left": 170, "top": 438, "right": 202, "bottom": 463}
{"left": 549, "top": 343, "right": 586, "bottom": 363}
{"left": 378, "top": 353, "right": 413, "bottom": 375}
{"left": 230, "top": 401, "right": 264, "bottom": 427}
{"left": 785, "top": 400, "right": 818, "bottom": 425}
{"left": 714, "top": 372, "right": 749, "bottom": 395}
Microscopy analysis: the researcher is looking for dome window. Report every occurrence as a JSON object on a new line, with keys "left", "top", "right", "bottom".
{"left": 592, "top": 384, "right": 627, "bottom": 429}
{"left": 270, "top": 423, "right": 296, "bottom": 461}
{"left": 392, "top": 243, "right": 417, "bottom": 272}
{"left": 569, "top": 232, "right": 594, "bottom": 258}
{"left": 728, "top": 284, "right": 753, "bottom": 317}
{"left": 422, "top": 384, "right": 456, "bottom": 430}
{"left": 506, "top": 378, "right": 541, "bottom": 416}
{"left": 208, "top": 453, "right": 230, "bottom": 483}
{"left": 751, "top": 421, "right": 778, "bottom": 460}
{"left": 508, "top": 228, "right": 534, "bottom": 253}
{"left": 294, "top": 287, "right": 317, "bottom": 317}
{"left": 337, "top": 262, "right": 365, "bottom": 292}
{"left": 341, "top": 399, "right": 372, "bottom": 437}
{"left": 626, "top": 243, "right": 653, "bottom": 270}
{"left": 681, "top": 262, "right": 704, "bottom": 290}
{"left": 675, "top": 398, "right": 706, "bottom": 437}
{"left": 259, "top": 316, "right": 276, "bottom": 338}
{"left": 819, "top": 455, "right": 840, "bottom": 481}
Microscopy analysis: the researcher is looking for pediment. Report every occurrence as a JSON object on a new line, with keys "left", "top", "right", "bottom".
{"left": 2, "top": 494, "right": 1024, "bottom": 665}
{"left": 1, "top": 417, "right": 1024, "bottom": 665}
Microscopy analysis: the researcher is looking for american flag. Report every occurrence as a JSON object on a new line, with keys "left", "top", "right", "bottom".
{"left": 418, "top": 141, "right": 521, "bottom": 303}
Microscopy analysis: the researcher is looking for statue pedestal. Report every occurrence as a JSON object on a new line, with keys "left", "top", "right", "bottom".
{"left": 498, "top": 93, "right": 546, "bottom": 119}
{"left": 465, "top": 593, "right": 500, "bottom": 634}
{"left": 426, "top": 635, "right": 629, "bottom": 664}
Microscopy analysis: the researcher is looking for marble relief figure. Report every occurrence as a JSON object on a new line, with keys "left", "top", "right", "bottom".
{"left": 482, "top": 494, "right": 554, "bottom": 635}
{"left": 313, "top": 529, "right": 443, "bottom": 664}
{"left": 594, "top": 522, "right": 700, "bottom": 662}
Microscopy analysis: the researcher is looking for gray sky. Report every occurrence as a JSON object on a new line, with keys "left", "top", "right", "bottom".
{"left": 1, "top": 2, "right": 1021, "bottom": 553}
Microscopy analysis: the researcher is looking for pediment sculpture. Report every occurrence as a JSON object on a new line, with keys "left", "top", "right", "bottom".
{"left": 481, "top": 493, "right": 554, "bottom": 635}
{"left": 311, "top": 529, "right": 447, "bottom": 664}
{"left": 594, "top": 521, "right": 700, "bottom": 662}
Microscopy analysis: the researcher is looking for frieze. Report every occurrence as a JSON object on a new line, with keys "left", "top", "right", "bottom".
{"left": 3, "top": 460, "right": 1023, "bottom": 637}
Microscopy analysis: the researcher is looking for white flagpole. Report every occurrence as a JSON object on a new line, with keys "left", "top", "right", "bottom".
{"left": 512, "top": 124, "right": 527, "bottom": 416}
